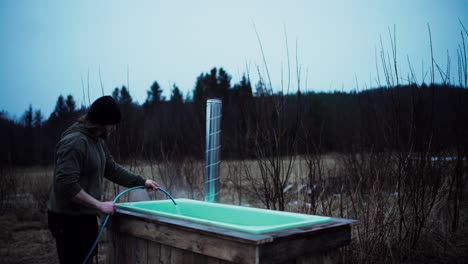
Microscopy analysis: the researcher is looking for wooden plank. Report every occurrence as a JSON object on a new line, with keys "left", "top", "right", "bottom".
{"left": 130, "top": 234, "right": 137, "bottom": 264}
{"left": 259, "top": 225, "right": 350, "bottom": 264}
{"left": 115, "top": 232, "right": 125, "bottom": 264}
{"left": 160, "top": 244, "right": 234, "bottom": 264}
{"left": 114, "top": 215, "right": 258, "bottom": 263}
{"left": 267, "top": 221, "right": 350, "bottom": 240}
{"left": 295, "top": 251, "right": 337, "bottom": 264}
{"left": 169, "top": 246, "right": 195, "bottom": 264}
{"left": 105, "top": 230, "right": 116, "bottom": 264}
{"left": 146, "top": 240, "right": 161, "bottom": 263}
{"left": 203, "top": 257, "right": 234, "bottom": 264}
{"left": 135, "top": 237, "right": 148, "bottom": 264}
{"left": 328, "top": 217, "right": 357, "bottom": 225}
{"left": 159, "top": 244, "right": 171, "bottom": 264}
{"left": 120, "top": 233, "right": 136, "bottom": 264}
{"left": 159, "top": 244, "right": 202, "bottom": 264}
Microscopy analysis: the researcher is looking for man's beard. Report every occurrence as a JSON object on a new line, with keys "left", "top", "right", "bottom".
{"left": 99, "top": 132, "right": 108, "bottom": 140}
{"left": 97, "top": 127, "right": 108, "bottom": 140}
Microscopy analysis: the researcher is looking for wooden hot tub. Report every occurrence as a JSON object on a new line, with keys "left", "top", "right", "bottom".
{"left": 106, "top": 199, "right": 355, "bottom": 264}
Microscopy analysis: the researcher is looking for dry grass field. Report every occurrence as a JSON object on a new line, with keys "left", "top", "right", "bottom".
{"left": 1, "top": 155, "right": 467, "bottom": 263}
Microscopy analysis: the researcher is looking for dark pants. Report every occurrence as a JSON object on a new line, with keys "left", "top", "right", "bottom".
{"left": 48, "top": 211, "right": 98, "bottom": 264}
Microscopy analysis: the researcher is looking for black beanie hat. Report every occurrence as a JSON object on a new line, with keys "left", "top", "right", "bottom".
{"left": 86, "top": 96, "right": 121, "bottom": 125}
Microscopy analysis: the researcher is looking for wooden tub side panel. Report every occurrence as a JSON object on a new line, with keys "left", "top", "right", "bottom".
{"left": 108, "top": 231, "right": 234, "bottom": 264}
{"left": 259, "top": 224, "right": 351, "bottom": 264}
{"left": 108, "top": 216, "right": 251, "bottom": 263}
{"left": 106, "top": 211, "right": 354, "bottom": 264}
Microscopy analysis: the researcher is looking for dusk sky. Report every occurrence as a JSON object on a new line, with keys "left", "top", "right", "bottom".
{"left": 1, "top": 0, "right": 466, "bottom": 119}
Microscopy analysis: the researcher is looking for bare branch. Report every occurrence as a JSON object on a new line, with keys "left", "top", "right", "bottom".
{"left": 81, "top": 73, "right": 86, "bottom": 108}
{"left": 407, "top": 55, "right": 418, "bottom": 84}
{"left": 127, "top": 64, "right": 130, "bottom": 93}
{"left": 99, "top": 66, "right": 104, "bottom": 96}
{"left": 283, "top": 23, "right": 291, "bottom": 95}
{"left": 375, "top": 45, "right": 382, "bottom": 87}
{"left": 253, "top": 22, "right": 274, "bottom": 95}
{"left": 428, "top": 24, "right": 434, "bottom": 85}
{"left": 296, "top": 38, "right": 301, "bottom": 93}
{"left": 388, "top": 25, "right": 399, "bottom": 85}
{"left": 459, "top": 18, "right": 468, "bottom": 36}
{"left": 87, "top": 69, "right": 91, "bottom": 105}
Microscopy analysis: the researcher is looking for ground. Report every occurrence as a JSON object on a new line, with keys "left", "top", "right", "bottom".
{"left": 0, "top": 206, "right": 58, "bottom": 263}
{"left": 0, "top": 196, "right": 110, "bottom": 264}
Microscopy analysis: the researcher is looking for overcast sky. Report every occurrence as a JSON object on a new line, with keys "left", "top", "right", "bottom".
{"left": 0, "top": 0, "right": 466, "bottom": 118}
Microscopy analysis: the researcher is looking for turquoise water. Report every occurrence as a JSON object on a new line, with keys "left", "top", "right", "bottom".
{"left": 117, "top": 199, "right": 331, "bottom": 234}
{"left": 175, "top": 204, "right": 182, "bottom": 215}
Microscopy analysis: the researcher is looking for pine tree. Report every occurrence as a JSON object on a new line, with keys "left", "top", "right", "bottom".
{"left": 23, "top": 104, "right": 33, "bottom": 128}
{"left": 50, "top": 95, "right": 66, "bottom": 120}
{"left": 112, "top": 87, "right": 121, "bottom": 102}
{"left": 33, "top": 110, "right": 43, "bottom": 128}
{"left": 146, "top": 81, "right": 163, "bottom": 104}
{"left": 170, "top": 84, "right": 183, "bottom": 104}
{"left": 120, "top": 86, "right": 132, "bottom": 107}
{"left": 65, "top": 95, "right": 76, "bottom": 113}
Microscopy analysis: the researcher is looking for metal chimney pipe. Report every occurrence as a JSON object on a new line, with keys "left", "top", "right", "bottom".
{"left": 205, "top": 99, "right": 222, "bottom": 202}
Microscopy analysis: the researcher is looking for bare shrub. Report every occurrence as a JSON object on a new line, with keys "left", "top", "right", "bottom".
{"left": 0, "top": 166, "right": 18, "bottom": 215}
{"left": 336, "top": 151, "right": 467, "bottom": 263}
{"left": 225, "top": 161, "right": 244, "bottom": 205}
{"left": 152, "top": 148, "right": 183, "bottom": 197}
{"left": 29, "top": 169, "right": 53, "bottom": 217}
{"left": 181, "top": 157, "right": 204, "bottom": 200}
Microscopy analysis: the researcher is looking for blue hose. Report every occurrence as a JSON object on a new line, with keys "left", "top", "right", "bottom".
{"left": 82, "top": 186, "right": 176, "bottom": 264}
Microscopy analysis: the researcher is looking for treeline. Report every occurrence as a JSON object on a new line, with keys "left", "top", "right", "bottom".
{"left": 1, "top": 67, "right": 467, "bottom": 166}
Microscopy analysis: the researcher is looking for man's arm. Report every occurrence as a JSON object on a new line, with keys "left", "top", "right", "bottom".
{"left": 101, "top": 141, "right": 147, "bottom": 187}
{"left": 101, "top": 141, "right": 160, "bottom": 193}
{"left": 54, "top": 138, "right": 85, "bottom": 201}
{"left": 72, "top": 190, "right": 116, "bottom": 215}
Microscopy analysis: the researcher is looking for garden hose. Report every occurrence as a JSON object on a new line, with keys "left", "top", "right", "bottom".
{"left": 82, "top": 186, "right": 176, "bottom": 264}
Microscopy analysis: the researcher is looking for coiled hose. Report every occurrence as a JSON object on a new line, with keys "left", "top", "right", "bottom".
{"left": 82, "top": 186, "right": 176, "bottom": 264}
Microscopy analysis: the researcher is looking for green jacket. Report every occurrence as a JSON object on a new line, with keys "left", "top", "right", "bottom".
{"left": 48, "top": 122, "right": 146, "bottom": 215}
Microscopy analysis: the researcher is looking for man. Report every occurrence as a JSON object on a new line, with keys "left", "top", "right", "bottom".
{"left": 47, "top": 95, "right": 159, "bottom": 264}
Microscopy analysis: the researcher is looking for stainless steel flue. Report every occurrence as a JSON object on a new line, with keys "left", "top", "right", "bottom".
{"left": 204, "top": 99, "right": 222, "bottom": 202}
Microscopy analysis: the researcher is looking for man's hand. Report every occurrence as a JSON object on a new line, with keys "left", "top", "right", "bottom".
{"left": 98, "top": 201, "right": 116, "bottom": 215}
{"left": 145, "top": 179, "right": 159, "bottom": 191}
